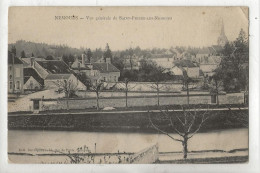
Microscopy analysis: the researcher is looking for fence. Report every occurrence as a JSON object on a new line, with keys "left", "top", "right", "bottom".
{"left": 130, "top": 144, "right": 159, "bottom": 164}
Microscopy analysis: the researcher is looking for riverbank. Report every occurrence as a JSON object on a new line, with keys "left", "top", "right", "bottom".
{"left": 157, "top": 156, "right": 248, "bottom": 164}
{"left": 8, "top": 108, "right": 248, "bottom": 132}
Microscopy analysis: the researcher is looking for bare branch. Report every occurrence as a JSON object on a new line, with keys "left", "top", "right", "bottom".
{"left": 188, "top": 109, "right": 210, "bottom": 139}
{"left": 148, "top": 113, "right": 183, "bottom": 143}
{"left": 159, "top": 109, "right": 184, "bottom": 137}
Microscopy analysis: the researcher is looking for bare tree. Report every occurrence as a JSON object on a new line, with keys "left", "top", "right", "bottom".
{"left": 91, "top": 80, "right": 104, "bottom": 110}
{"left": 149, "top": 81, "right": 164, "bottom": 106}
{"left": 148, "top": 105, "right": 212, "bottom": 159}
{"left": 225, "top": 106, "right": 249, "bottom": 128}
{"left": 117, "top": 78, "right": 136, "bottom": 107}
{"left": 53, "top": 79, "right": 78, "bottom": 110}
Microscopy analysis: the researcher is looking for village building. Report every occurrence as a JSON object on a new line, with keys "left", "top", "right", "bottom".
{"left": 196, "top": 20, "right": 228, "bottom": 77}
{"left": 23, "top": 68, "right": 44, "bottom": 90}
{"left": 44, "top": 73, "right": 87, "bottom": 90}
{"left": 150, "top": 49, "right": 193, "bottom": 70}
{"left": 30, "top": 60, "right": 87, "bottom": 90}
{"left": 33, "top": 60, "right": 72, "bottom": 79}
{"left": 123, "top": 54, "right": 142, "bottom": 70}
{"left": 172, "top": 60, "right": 201, "bottom": 78}
{"left": 20, "top": 56, "right": 45, "bottom": 68}
{"left": 8, "top": 50, "right": 24, "bottom": 94}
{"left": 71, "top": 54, "right": 120, "bottom": 83}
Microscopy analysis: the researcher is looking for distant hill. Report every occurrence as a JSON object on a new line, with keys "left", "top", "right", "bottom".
{"left": 8, "top": 40, "right": 86, "bottom": 59}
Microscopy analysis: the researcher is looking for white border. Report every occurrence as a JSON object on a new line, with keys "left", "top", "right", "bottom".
{"left": 0, "top": 0, "right": 259, "bottom": 173}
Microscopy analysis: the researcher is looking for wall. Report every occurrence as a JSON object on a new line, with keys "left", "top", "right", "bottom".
{"left": 185, "top": 67, "right": 200, "bottom": 78}
{"left": 130, "top": 144, "right": 159, "bottom": 164}
{"left": 44, "top": 75, "right": 87, "bottom": 90}
{"left": 100, "top": 72, "right": 120, "bottom": 82}
{"left": 8, "top": 64, "right": 24, "bottom": 93}
{"left": 24, "top": 77, "right": 41, "bottom": 90}
{"left": 41, "top": 93, "right": 244, "bottom": 111}
{"left": 200, "top": 64, "right": 218, "bottom": 74}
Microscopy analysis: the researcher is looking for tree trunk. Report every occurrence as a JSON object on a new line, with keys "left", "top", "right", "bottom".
{"left": 186, "top": 83, "right": 190, "bottom": 106}
{"left": 66, "top": 98, "right": 69, "bottom": 110}
{"left": 182, "top": 137, "right": 188, "bottom": 159}
{"left": 157, "top": 88, "right": 160, "bottom": 106}
{"left": 96, "top": 92, "right": 99, "bottom": 110}
{"left": 125, "top": 90, "right": 128, "bottom": 107}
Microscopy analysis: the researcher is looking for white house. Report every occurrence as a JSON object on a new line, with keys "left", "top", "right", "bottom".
{"left": 44, "top": 74, "right": 87, "bottom": 91}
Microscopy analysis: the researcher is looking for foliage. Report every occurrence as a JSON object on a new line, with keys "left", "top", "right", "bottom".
{"left": 21, "top": 50, "right": 26, "bottom": 58}
{"left": 45, "top": 55, "right": 54, "bottom": 60}
{"left": 85, "top": 49, "right": 92, "bottom": 63}
{"left": 104, "top": 43, "right": 113, "bottom": 62}
{"left": 62, "top": 54, "right": 75, "bottom": 66}
{"left": 218, "top": 29, "right": 249, "bottom": 92}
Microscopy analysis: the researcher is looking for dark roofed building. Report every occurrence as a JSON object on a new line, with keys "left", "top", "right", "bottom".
{"left": 92, "top": 63, "right": 120, "bottom": 73}
{"left": 33, "top": 60, "right": 73, "bottom": 79}
{"left": 45, "top": 74, "right": 71, "bottom": 80}
{"left": 23, "top": 68, "right": 44, "bottom": 86}
{"left": 36, "top": 60, "right": 72, "bottom": 74}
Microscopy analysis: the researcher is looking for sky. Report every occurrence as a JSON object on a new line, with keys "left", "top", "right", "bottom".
{"left": 8, "top": 6, "right": 248, "bottom": 50}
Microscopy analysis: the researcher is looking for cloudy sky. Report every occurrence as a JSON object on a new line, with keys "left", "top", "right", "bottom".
{"left": 8, "top": 6, "right": 248, "bottom": 50}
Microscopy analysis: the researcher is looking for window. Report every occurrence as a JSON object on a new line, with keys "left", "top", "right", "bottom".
{"left": 16, "top": 81, "right": 20, "bottom": 90}
{"left": 9, "top": 66, "right": 12, "bottom": 71}
{"left": 114, "top": 76, "right": 117, "bottom": 82}
{"left": 30, "top": 80, "right": 34, "bottom": 89}
{"left": 9, "top": 75, "right": 12, "bottom": 79}
{"left": 10, "top": 82, "right": 13, "bottom": 89}
{"left": 15, "top": 67, "right": 20, "bottom": 77}
{"left": 103, "top": 77, "right": 106, "bottom": 81}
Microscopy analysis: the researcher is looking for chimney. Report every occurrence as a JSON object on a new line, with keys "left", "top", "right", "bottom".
{"left": 81, "top": 54, "right": 86, "bottom": 67}
{"left": 106, "top": 58, "right": 111, "bottom": 64}
{"left": 88, "top": 63, "right": 93, "bottom": 70}
{"left": 30, "top": 57, "right": 35, "bottom": 67}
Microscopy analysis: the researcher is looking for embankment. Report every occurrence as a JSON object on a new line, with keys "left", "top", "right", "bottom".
{"left": 8, "top": 108, "right": 248, "bottom": 132}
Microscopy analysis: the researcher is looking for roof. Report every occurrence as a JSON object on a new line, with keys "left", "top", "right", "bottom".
{"left": 211, "top": 45, "right": 223, "bottom": 53}
{"left": 45, "top": 74, "right": 72, "bottom": 80}
{"left": 8, "top": 51, "right": 23, "bottom": 64}
{"left": 24, "top": 68, "right": 44, "bottom": 85}
{"left": 198, "top": 46, "right": 223, "bottom": 55}
{"left": 92, "top": 63, "right": 120, "bottom": 73}
{"left": 197, "top": 47, "right": 211, "bottom": 55}
{"left": 71, "top": 66, "right": 91, "bottom": 70}
{"left": 150, "top": 54, "right": 174, "bottom": 59}
{"left": 36, "top": 60, "right": 72, "bottom": 74}
{"left": 174, "top": 60, "right": 197, "bottom": 68}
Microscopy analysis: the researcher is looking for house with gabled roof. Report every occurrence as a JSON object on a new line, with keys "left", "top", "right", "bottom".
{"left": 23, "top": 68, "right": 44, "bottom": 90}
{"left": 91, "top": 63, "right": 120, "bottom": 82}
{"left": 32, "top": 59, "right": 87, "bottom": 90}
{"left": 172, "top": 60, "right": 200, "bottom": 78}
{"left": 33, "top": 60, "right": 73, "bottom": 79}
{"left": 70, "top": 54, "right": 120, "bottom": 83}
{"left": 44, "top": 74, "right": 87, "bottom": 90}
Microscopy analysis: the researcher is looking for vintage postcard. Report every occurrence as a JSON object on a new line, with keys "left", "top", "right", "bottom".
{"left": 7, "top": 6, "right": 249, "bottom": 164}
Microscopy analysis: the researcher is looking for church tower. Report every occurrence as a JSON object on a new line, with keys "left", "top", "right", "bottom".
{"left": 217, "top": 19, "right": 228, "bottom": 47}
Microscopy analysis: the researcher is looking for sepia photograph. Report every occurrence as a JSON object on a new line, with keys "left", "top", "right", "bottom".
{"left": 7, "top": 6, "right": 249, "bottom": 164}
